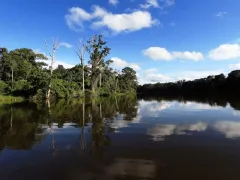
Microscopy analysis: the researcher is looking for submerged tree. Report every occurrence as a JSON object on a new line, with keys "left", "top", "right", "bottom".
{"left": 45, "top": 38, "right": 59, "bottom": 100}
{"left": 75, "top": 39, "right": 87, "bottom": 96}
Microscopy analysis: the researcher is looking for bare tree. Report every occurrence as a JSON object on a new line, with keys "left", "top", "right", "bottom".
{"left": 75, "top": 39, "right": 87, "bottom": 96}
{"left": 45, "top": 38, "right": 59, "bottom": 100}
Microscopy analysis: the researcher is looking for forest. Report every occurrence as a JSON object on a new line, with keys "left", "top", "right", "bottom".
{"left": 138, "top": 70, "right": 240, "bottom": 97}
{"left": 0, "top": 35, "right": 138, "bottom": 100}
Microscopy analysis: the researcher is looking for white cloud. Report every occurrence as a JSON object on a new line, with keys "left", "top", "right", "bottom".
{"left": 37, "top": 59, "right": 75, "bottom": 69}
{"left": 144, "top": 73, "right": 173, "bottom": 83}
{"left": 229, "top": 62, "right": 240, "bottom": 70}
{"left": 59, "top": 42, "right": 72, "bottom": 48}
{"left": 65, "top": 5, "right": 158, "bottom": 33}
{"left": 144, "top": 68, "right": 158, "bottom": 74}
{"left": 209, "top": 44, "right": 240, "bottom": 60}
{"left": 65, "top": 7, "right": 92, "bottom": 31}
{"left": 138, "top": 68, "right": 173, "bottom": 84}
{"left": 92, "top": 10, "right": 158, "bottom": 33}
{"left": 140, "top": 0, "right": 175, "bottom": 9}
{"left": 174, "top": 69, "right": 225, "bottom": 81}
{"left": 138, "top": 69, "right": 225, "bottom": 84}
{"left": 34, "top": 49, "right": 75, "bottom": 69}
{"left": 109, "top": 0, "right": 119, "bottom": 6}
{"left": 111, "top": 57, "right": 141, "bottom": 71}
{"left": 172, "top": 51, "right": 204, "bottom": 61}
{"left": 143, "top": 47, "right": 204, "bottom": 61}
{"left": 140, "top": 0, "right": 159, "bottom": 9}
{"left": 216, "top": 12, "right": 227, "bottom": 17}
{"left": 143, "top": 47, "right": 173, "bottom": 61}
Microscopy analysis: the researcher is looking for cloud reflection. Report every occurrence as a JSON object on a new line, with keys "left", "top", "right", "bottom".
{"left": 147, "top": 121, "right": 240, "bottom": 141}
{"left": 147, "top": 122, "right": 207, "bottom": 141}
{"left": 213, "top": 121, "right": 240, "bottom": 138}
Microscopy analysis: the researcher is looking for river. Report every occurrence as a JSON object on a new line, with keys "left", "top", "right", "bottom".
{"left": 1, "top": 97, "right": 240, "bottom": 180}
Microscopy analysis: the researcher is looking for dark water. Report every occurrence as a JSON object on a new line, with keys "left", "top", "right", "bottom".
{"left": 1, "top": 97, "right": 240, "bottom": 180}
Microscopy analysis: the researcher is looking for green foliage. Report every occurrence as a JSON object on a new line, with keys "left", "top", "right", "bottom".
{"left": 0, "top": 80, "right": 7, "bottom": 94}
{"left": 138, "top": 70, "right": 240, "bottom": 96}
{"left": 51, "top": 79, "right": 81, "bottom": 99}
{"left": 0, "top": 35, "right": 138, "bottom": 100}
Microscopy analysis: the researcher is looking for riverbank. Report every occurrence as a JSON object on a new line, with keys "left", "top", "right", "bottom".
{"left": 0, "top": 95, "right": 25, "bottom": 102}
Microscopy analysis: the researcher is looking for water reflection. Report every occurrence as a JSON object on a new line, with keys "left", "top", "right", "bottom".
{"left": 1, "top": 96, "right": 240, "bottom": 179}
{"left": 147, "top": 122, "right": 208, "bottom": 141}
{"left": 106, "top": 158, "right": 156, "bottom": 178}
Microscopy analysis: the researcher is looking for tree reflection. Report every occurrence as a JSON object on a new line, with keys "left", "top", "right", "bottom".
{"left": 0, "top": 96, "right": 138, "bottom": 154}
{"left": 0, "top": 103, "right": 47, "bottom": 150}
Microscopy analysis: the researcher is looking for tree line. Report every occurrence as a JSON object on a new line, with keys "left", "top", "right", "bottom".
{"left": 138, "top": 70, "right": 240, "bottom": 97}
{"left": 0, "top": 35, "right": 138, "bottom": 100}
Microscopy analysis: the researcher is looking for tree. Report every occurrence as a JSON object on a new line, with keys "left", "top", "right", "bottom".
{"left": 75, "top": 39, "right": 87, "bottom": 96}
{"left": 119, "top": 67, "right": 138, "bottom": 93}
{"left": 86, "top": 35, "right": 111, "bottom": 95}
{"left": 45, "top": 38, "right": 59, "bottom": 100}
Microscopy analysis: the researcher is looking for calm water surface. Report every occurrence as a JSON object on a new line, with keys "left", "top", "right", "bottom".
{"left": 1, "top": 97, "right": 240, "bottom": 180}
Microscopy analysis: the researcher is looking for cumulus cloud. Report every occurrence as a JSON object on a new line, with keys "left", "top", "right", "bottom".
{"left": 140, "top": 0, "right": 159, "bottom": 9}
{"left": 138, "top": 69, "right": 173, "bottom": 84}
{"left": 34, "top": 49, "right": 75, "bottom": 69}
{"left": 143, "top": 47, "right": 204, "bottom": 61}
{"left": 229, "top": 62, "right": 240, "bottom": 70}
{"left": 65, "top": 5, "right": 158, "bottom": 33}
{"left": 143, "top": 47, "right": 173, "bottom": 61}
{"left": 215, "top": 12, "right": 227, "bottom": 17}
{"left": 138, "top": 68, "right": 225, "bottom": 84}
{"left": 109, "top": 0, "right": 119, "bottom": 6}
{"left": 37, "top": 59, "right": 75, "bottom": 69}
{"left": 174, "top": 69, "right": 225, "bottom": 81}
{"left": 111, "top": 57, "right": 141, "bottom": 71}
{"left": 65, "top": 7, "right": 92, "bottom": 31}
{"left": 92, "top": 11, "right": 158, "bottom": 33}
{"left": 209, "top": 44, "right": 240, "bottom": 60}
{"left": 172, "top": 51, "right": 204, "bottom": 61}
{"left": 59, "top": 42, "right": 72, "bottom": 48}
{"left": 140, "top": 0, "right": 175, "bottom": 9}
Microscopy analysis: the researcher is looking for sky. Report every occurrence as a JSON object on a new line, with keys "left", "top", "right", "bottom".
{"left": 1, "top": 0, "right": 240, "bottom": 84}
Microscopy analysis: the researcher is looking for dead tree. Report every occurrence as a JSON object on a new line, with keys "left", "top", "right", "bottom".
{"left": 45, "top": 38, "right": 59, "bottom": 100}
{"left": 75, "top": 39, "right": 86, "bottom": 96}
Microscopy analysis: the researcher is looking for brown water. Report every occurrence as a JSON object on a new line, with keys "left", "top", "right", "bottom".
{"left": 1, "top": 97, "right": 240, "bottom": 180}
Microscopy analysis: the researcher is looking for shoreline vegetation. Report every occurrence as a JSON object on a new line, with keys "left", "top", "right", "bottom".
{"left": 0, "top": 34, "right": 239, "bottom": 103}
{"left": 138, "top": 70, "right": 240, "bottom": 98}
{"left": 0, "top": 34, "right": 138, "bottom": 102}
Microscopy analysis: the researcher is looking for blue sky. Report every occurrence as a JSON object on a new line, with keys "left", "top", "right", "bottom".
{"left": 1, "top": 0, "right": 240, "bottom": 84}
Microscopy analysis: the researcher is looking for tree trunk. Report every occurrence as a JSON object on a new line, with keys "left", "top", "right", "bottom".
{"left": 11, "top": 66, "right": 13, "bottom": 92}
{"left": 99, "top": 73, "right": 102, "bottom": 88}
{"left": 82, "top": 67, "right": 85, "bottom": 95}
{"left": 47, "top": 55, "right": 54, "bottom": 99}
{"left": 81, "top": 58, "right": 85, "bottom": 96}
{"left": 91, "top": 72, "right": 99, "bottom": 95}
